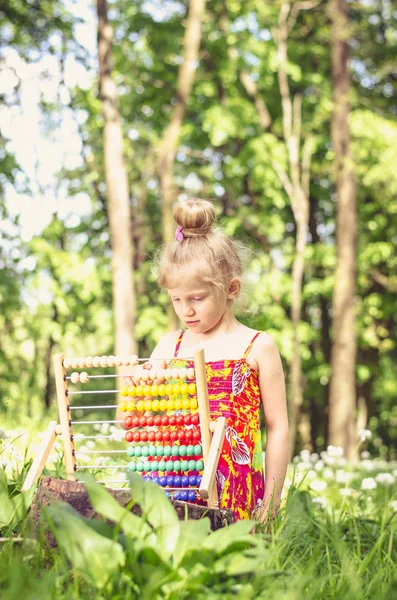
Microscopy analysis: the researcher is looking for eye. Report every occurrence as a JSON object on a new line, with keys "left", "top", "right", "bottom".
{"left": 192, "top": 297, "right": 203, "bottom": 302}
{"left": 171, "top": 298, "right": 180, "bottom": 302}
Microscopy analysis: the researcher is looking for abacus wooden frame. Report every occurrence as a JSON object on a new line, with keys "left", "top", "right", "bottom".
{"left": 22, "top": 351, "right": 227, "bottom": 509}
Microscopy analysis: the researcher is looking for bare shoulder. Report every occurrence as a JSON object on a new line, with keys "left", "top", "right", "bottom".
{"left": 150, "top": 329, "right": 181, "bottom": 360}
{"left": 251, "top": 332, "right": 283, "bottom": 374}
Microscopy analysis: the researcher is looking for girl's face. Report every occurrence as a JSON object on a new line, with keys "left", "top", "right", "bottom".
{"left": 167, "top": 281, "right": 230, "bottom": 335}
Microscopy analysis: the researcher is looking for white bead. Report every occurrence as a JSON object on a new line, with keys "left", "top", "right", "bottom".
{"left": 130, "top": 354, "right": 139, "bottom": 366}
{"left": 71, "top": 357, "right": 79, "bottom": 369}
{"left": 85, "top": 356, "right": 93, "bottom": 368}
{"left": 171, "top": 368, "right": 179, "bottom": 379}
{"left": 164, "top": 369, "right": 172, "bottom": 380}
{"left": 92, "top": 356, "right": 101, "bottom": 367}
{"left": 179, "top": 368, "right": 187, "bottom": 380}
{"left": 63, "top": 358, "right": 72, "bottom": 369}
{"left": 71, "top": 372, "right": 80, "bottom": 384}
{"left": 122, "top": 358, "right": 130, "bottom": 366}
{"left": 187, "top": 368, "right": 195, "bottom": 380}
{"left": 107, "top": 355, "right": 115, "bottom": 367}
{"left": 78, "top": 357, "right": 86, "bottom": 369}
{"left": 100, "top": 355, "right": 108, "bottom": 368}
{"left": 114, "top": 356, "right": 122, "bottom": 367}
{"left": 80, "top": 372, "right": 89, "bottom": 384}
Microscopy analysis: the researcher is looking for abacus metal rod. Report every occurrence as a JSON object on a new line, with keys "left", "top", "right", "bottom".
{"left": 71, "top": 420, "right": 124, "bottom": 425}
{"left": 73, "top": 435, "right": 117, "bottom": 440}
{"left": 69, "top": 405, "right": 119, "bottom": 410}
{"left": 74, "top": 450, "right": 126, "bottom": 455}
{"left": 67, "top": 390, "right": 119, "bottom": 395}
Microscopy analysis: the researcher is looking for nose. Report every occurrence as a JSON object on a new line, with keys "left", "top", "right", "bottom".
{"left": 182, "top": 303, "right": 195, "bottom": 317}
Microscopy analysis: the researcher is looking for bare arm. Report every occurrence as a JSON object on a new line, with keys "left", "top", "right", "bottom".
{"left": 256, "top": 334, "right": 289, "bottom": 521}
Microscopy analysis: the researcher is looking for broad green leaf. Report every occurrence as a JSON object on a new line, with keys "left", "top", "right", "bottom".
{"left": 0, "top": 469, "right": 14, "bottom": 528}
{"left": 172, "top": 518, "right": 211, "bottom": 566}
{"left": 202, "top": 520, "right": 257, "bottom": 554}
{"left": 45, "top": 502, "right": 125, "bottom": 589}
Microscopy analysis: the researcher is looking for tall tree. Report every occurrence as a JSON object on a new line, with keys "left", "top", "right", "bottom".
{"left": 328, "top": 0, "right": 357, "bottom": 458}
{"left": 97, "top": 0, "right": 137, "bottom": 355}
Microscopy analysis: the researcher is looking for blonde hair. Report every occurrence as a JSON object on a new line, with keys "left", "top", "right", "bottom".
{"left": 157, "top": 198, "right": 245, "bottom": 294}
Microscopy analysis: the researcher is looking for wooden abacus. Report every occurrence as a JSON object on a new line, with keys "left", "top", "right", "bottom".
{"left": 22, "top": 349, "right": 226, "bottom": 509}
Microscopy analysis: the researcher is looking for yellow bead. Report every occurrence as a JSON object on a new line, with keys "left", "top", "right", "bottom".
{"left": 136, "top": 400, "right": 145, "bottom": 412}
{"left": 119, "top": 401, "right": 127, "bottom": 412}
{"left": 128, "top": 386, "right": 136, "bottom": 397}
{"left": 190, "top": 398, "right": 198, "bottom": 410}
{"left": 144, "top": 399, "right": 152, "bottom": 411}
{"left": 165, "top": 384, "right": 173, "bottom": 396}
{"left": 167, "top": 399, "right": 175, "bottom": 411}
{"left": 182, "top": 398, "right": 190, "bottom": 411}
{"left": 120, "top": 387, "right": 128, "bottom": 397}
{"left": 159, "top": 399, "right": 168, "bottom": 411}
{"left": 127, "top": 401, "right": 135, "bottom": 412}
{"left": 188, "top": 383, "right": 196, "bottom": 395}
{"left": 173, "top": 383, "right": 181, "bottom": 395}
{"left": 174, "top": 398, "right": 182, "bottom": 411}
{"left": 151, "top": 385, "right": 158, "bottom": 396}
{"left": 136, "top": 385, "right": 144, "bottom": 397}
{"left": 152, "top": 399, "right": 160, "bottom": 412}
{"left": 180, "top": 383, "right": 189, "bottom": 395}
{"left": 143, "top": 385, "right": 152, "bottom": 396}
{"left": 158, "top": 384, "right": 166, "bottom": 397}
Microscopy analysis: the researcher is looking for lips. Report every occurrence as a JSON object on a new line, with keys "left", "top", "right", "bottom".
{"left": 186, "top": 320, "right": 199, "bottom": 326}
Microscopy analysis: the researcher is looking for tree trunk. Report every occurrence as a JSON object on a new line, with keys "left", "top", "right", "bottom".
{"left": 97, "top": 0, "right": 137, "bottom": 355}
{"left": 328, "top": 0, "right": 357, "bottom": 459}
{"left": 156, "top": 0, "right": 206, "bottom": 330}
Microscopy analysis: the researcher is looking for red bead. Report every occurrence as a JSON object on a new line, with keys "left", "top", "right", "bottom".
{"left": 183, "top": 414, "right": 191, "bottom": 425}
{"left": 169, "top": 415, "right": 176, "bottom": 426}
{"left": 146, "top": 416, "right": 154, "bottom": 427}
{"left": 139, "top": 416, "right": 147, "bottom": 427}
{"left": 125, "top": 416, "right": 133, "bottom": 429}
{"left": 191, "top": 414, "right": 199, "bottom": 426}
{"left": 125, "top": 431, "right": 134, "bottom": 443}
{"left": 154, "top": 415, "right": 162, "bottom": 426}
{"left": 148, "top": 431, "right": 156, "bottom": 442}
{"left": 163, "top": 430, "right": 170, "bottom": 441}
{"left": 133, "top": 431, "right": 141, "bottom": 442}
{"left": 170, "top": 431, "right": 178, "bottom": 442}
{"left": 192, "top": 429, "right": 201, "bottom": 441}
{"left": 176, "top": 415, "right": 184, "bottom": 426}
{"left": 155, "top": 431, "right": 163, "bottom": 441}
{"left": 161, "top": 415, "right": 169, "bottom": 426}
{"left": 132, "top": 416, "right": 140, "bottom": 428}
{"left": 140, "top": 431, "right": 148, "bottom": 442}
{"left": 184, "top": 430, "right": 193, "bottom": 442}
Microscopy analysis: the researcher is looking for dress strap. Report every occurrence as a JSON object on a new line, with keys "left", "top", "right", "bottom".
{"left": 242, "top": 331, "right": 262, "bottom": 359}
{"left": 174, "top": 329, "right": 185, "bottom": 357}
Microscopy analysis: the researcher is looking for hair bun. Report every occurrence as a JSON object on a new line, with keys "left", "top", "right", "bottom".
{"left": 173, "top": 198, "right": 216, "bottom": 237}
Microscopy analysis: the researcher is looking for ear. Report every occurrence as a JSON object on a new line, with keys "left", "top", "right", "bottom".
{"left": 227, "top": 278, "right": 241, "bottom": 299}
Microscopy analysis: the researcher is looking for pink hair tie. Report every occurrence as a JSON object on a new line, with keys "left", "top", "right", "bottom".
{"left": 175, "top": 225, "right": 184, "bottom": 241}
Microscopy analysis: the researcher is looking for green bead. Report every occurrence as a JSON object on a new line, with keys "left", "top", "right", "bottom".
{"left": 179, "top": 445, "right": 187, "bottom": 456}
{"left": 134, "top": 446, "right": 142, "bottom": 457}
{"left": 136, "top": 461, "right": 144, "bottom": 472}
{"left": 196, "top": 460, "right": 204, "bottom": 471}
{"left": 151, "top": 461, "right": 158, "bottom": 471}
{"left": 126, "top": 447, "right": 134, "bottom": 457}
{"left": 144, "top": 461, "right": 151, "bottom": 472}
{"left": 173, "top": 460, "right": 181, "bottom": 471}
{"left": 164, "top": 446, "right": 172, "bottom": 457}
{"left": 157, "top": 446, "right": 164, "bottom": 457}
{"left": 158, "top": 461, "right": 166, "bottom": 472}
{"left": 165, "top": 460, "right": 173, "bottom": 472}
{"left": 188, "top": 460, "right": 196, "bottom": 471}
{"left": 149, "top": 446, "right": 157, "bottom": 457}
{"left": 171, "top": 445, "right": 179, "bottom": 456}
{"left": 128, "top": 461, "right": 136, "bottom": 471}
{"left": 187, "top": 445, "right": 194, "bottom": 456}
{"left": 142, "top": 446, "right": 150, "bottom": 457}
{"left": 180, "top": 460, "right": 188, "bottom": 471}
{"left": 194, "top": 445, "right": 202, "bottom": 456}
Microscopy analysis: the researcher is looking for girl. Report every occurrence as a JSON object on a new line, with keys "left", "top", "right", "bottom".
{"left": 126, "top": 198, "right": 289, "bottom": 523}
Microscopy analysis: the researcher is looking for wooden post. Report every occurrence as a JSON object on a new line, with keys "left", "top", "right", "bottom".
{"left": 199, "top": 416, "right": 226, "bottom": 504}
{"left": 22, "top": 421, "right": 60, "bottom": 491}
{"left": 194, "top": 348, "right": 218, "bottom": 507}
{"left": 53, "top": 353, "right": 76, "bottom": 480}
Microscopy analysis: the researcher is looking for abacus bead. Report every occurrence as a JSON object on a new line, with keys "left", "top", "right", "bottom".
{"left": 173, "top": 383, "right": 181, "bottom": 395}
{"left": 142, "top": 446, "right": 150, "bottom": 457}
{"left": 71, "top": 358, "right": 79, "bottom": 369}
{"left": 136, "top": 461, "right": 144, "bottom": 472}
{"left": 187, "top": 445, "right": 194, "bottom": 456}
{"left": 156, "top": 368, "right": 165, "bottom": 380}
{"left": 159, "top": 400, "right": 167, "bottom": 411}
{"left": 153, "top": 415, "right": 161, "bottom": 426}
{"left": 169, "top": 415, "right": 176, "bottom": 426}
{"left": 120, "top": 387, "right": 128, "bottom": 397}
{"left": 176, "top": 415, "right": 184, "bottom": 426}
{"left": 130, "top": 354, "right": 139, "bottom": 367}
{"left": 151, "top": 461, "right": 158, "bottom": 472}
{"left": 159, "top": 476, "right": 167, "bottom": 487}
{"left": 136, "top": 385, "right": 144, "bottom": 396}
{"left": 149, "top": 368, "right": 157, "bottom": 381}
{"left": 148, "top": 432, "right": 156, "bottom": 443}
{"left": 144, "top": 461, "right": 151, "bottom": 472}
{"left": 133, "top": 432, "right": 140, "bottom": 442}
{"left": 187, "top": 368, "right": 195, "bottom": 379}
{"left": 197, "top": 475, "right": 202, "bottom": 486}
{"left": 158, "top": 461, "right": 166, "bottom": 472}
{"left": 136, "top": 400, "right": 145, "bottom": 412}
{"left": 151, "top": 384, "right": 158, "bottom": 396}
{"left": 71, "top": 372, "right": 80, "bottom": 384}
{"left": 114, "top": 356, "right": 122, "bottom": 367}
{"left": 177, "top": 430, "right": 185, "bottom": 442}
{"left": 180, "top": 460, "right": 188, "bottom": 471}
{"left": 164, "top": 446, "right": 172, "bottom": 457}
{"left": 165, "top": 491, "right": 171, "bottom": 499}
{"left": 132, "top": 416, "right": 139, "bottom": 427}
{"left": 149, "top": 446, "right": 157, "bottom": 457}
{"left": 174, "top": 399, "right": 182, "bottom": 410}
{"left": 196, "top": 460, "right": 204, "bottom": 471}
{"left": 92, "top": 356, "right": 101, "bottom": 367}
{"left": 144, "top": 400, "right": 152, "bottom": 411}
{"left": 128, "top": 386, "right": 136, "bottom": 397}
{"left": 161, "top": 416, "right": 169, "bottom": 426}
{"left": 165, "top": 384, "right": 173, "bottom": 396}
{"left": 180, "top": 383, "right": 189, "bottom": 395}
{"left": 63, "top": 358, "right": 72, "bottom": 369}
{"left": 190, "top": 399, "right": 198, "bottom": 410}
{"left": 146, "top": 416, "right": 154, "bottom": 426}
{"left": 171, "top": 368, "right": 179, "bottom": 379}
{"left": 126, "top": 447, "right": 134, "bottom": 457}
{"left": 125, "top": 431, "right": 134, "bottom": 443}
{"left": 125, "top": 416, "right": 133, "bottom": 429}
{"left": 140, "top": 432, "right": 148, "bottom": 442}
{"left": 173, "top": 492, "right": 181, "bottom": 501}
{"left": 170, "top": 431, "right": 178, "bottom": 442}
{"left": 158, "top": 385, "right": 166, "bottom": 396}
{"left": 174, "top": 476, "right": 182, "bottom": 487}
{"left": 107, "top": 355, "right": 115, "bottom": 367}
{"left": 122, "top": 357, "right": 130, "bottom": 366}
{"left": 183, "top": 415, "right": 191, "bottom": 426}
{"left": 171, "top": 445, "right": 179, "bottom": 456}
{"left": 167, "top": 399, "right": 174, "bottom": 411}
{"left": 188, "top": 460, "right": 196, "bottom": 471}
{"left": 188, "top": 383, "right": 196, "bottom": 395}
{"left": 134, "top": 446, "right": 142, "bottom": 457}
{"left": 180, "top": 491, "right": 188, "bottom": 502}
{"left": 152, "top": 399, "right": 160, "bottom": 411}
{"left": 194, "top": 445, "right": 202, "bottom": 456}
{"left": 167, "top": 476, "right": 174, "bottom": 487}
{"left": 80, "top": 371, "right": 89, "bottom": 383}
{"left": 152, "top": 476, "right": 159, "bottom": 485}
{"left": 173, "top": 460, "right": 181, "bottom": 471}
{"left": 100, "top": 355, "right": 108, "bottom": 368}
{"left": 157, "top": 446, "right": 164, "bottom": 457}
{"left": 155, "top": 431, "right": 163, "bottom": 441}
{"left": 128, "top": 461, "right": 136, "bottom": 471}
{"left": 191, "top": 414, "right": 200, "bottom": 426}
{"left": 164, "top": 368, "right": 172, "bottom": 380}
{"left": 141, "top": 370, "right": 149, "bottom": 382}
{"left": 139, "top": 416, "right": 147, "bottom": 427}
{"left": 127, "top": 401, "right": 135, "bottom": 412}
{"left": 182, "top": 399, "right": 190, "bottom": 410}
{"left": 143, "top": 385, "right": 151, "bottom": 396}
{"left": 165, "top": 460, "right": 173, "bottom": 471}
{"left": 181, "top": 475, "right": 189, "bottom": 487}
{"left": 189, "top": 475, "right": 197, "bottom": 486}
{"left": 163, "top": 431, "right": 170, "bottom": 441}
{"left": 188, "top": 491, "right": 197, "bottom": 502}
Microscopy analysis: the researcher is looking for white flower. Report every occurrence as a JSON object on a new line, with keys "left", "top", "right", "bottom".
{"left": 86, "top": 440, "right": 96, "bottom": 449}
{"left": 393, "top": 470, "right": 397, "bottom": 478}
{"left": 323, "top": 468, "right": 334, "bottom": 479}
{"left": 336, "top": 469, "right": 352, "bottom": 484}
{"left": 307, "top": 469, "right": 317, "bottom": 479}
{"left": 361, "top": 451, "right": 371, "bottom": 459}
{"left": 313, "top": 496, "right": 327, "bottom": 509}
{"left": 300, "top": 449, "right": 311, "bottom": 461}
{"left": 310, "top": 453, "right": 320, "bottom": 464}
{"left": 375, "top": 473, "right": 396, "bottom": 485}
{"left": 389, "top": 500, "right": 397, "bottom": 513}
{"left": 327, "top": 445, "right": 344, "bottom": 457}
{"left": 358, "top": 429, "right": 372, "bottom": 442}
{"left": 361, "top": 477, "right": 377, "bottom": 490}
{"left": 284, "top": 478, "right": 292, "bottom": 489}
{"left": 310, "top": 480, "right": 327, "bottom": 492}
{"left": 360, "top": 460, "right": 376, "bottom": 472}
{"left": 315, "top": 460, "right": 324, "bottom": 471}
{"left": 340, "top": 487, "right": 353, "bottom": 497}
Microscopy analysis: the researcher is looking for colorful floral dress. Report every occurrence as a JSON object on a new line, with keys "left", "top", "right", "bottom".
{"left": 171, "top": 330, "right": 265, "bottom": 521}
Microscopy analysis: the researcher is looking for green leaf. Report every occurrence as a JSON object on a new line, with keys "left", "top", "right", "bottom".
{"left": 45, "top": 502, "right": 125, "bottom": 589}
{"left": 202, "top": 520, "right": 257, "bottom": 554}
{"left": 172, "top": 518, "right": 211, "bottom": 566}
{"left": 0, "top": 469, "right": 14, "bottom": 528}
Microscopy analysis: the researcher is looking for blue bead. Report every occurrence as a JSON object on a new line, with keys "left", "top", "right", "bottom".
{"left": 165, "top": 491, "right": 171, "bottom": 499}
{"left": 189, "top": 475, "right": 197, "bottom": 486}
{"left": 196, "top": 475, "right": 202, "bottom": 486}
{"left": 152, "top": 477, "right": 159, "bottom": 485}
{"left": 167, "top": 476, "right": 174, "bottom": 487}
{"left": 188, "top": 491, "right": 196, "bottom": 502}
{"left": 180, "top": 491, "right": 188, "bottom": 501}
{"left": 174, "top": 476, "right": 182, "bottom": 487}
{"left": 159, "top": 476, "right": 167, "bottom": 487}
{"left": 181, "top": 475, "right": 189, "bottom": 487}
{"left": 173, "top": 491, "right": 181, "bottom": 501}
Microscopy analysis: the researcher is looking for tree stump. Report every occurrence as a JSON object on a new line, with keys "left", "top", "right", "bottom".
{"left": 30, "top": 477, "right": 234, "bottom": 535}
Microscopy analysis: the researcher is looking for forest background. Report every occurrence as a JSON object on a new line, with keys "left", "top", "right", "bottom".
{"left": 0, "top": 0, "right": 396, "bottom": 462}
